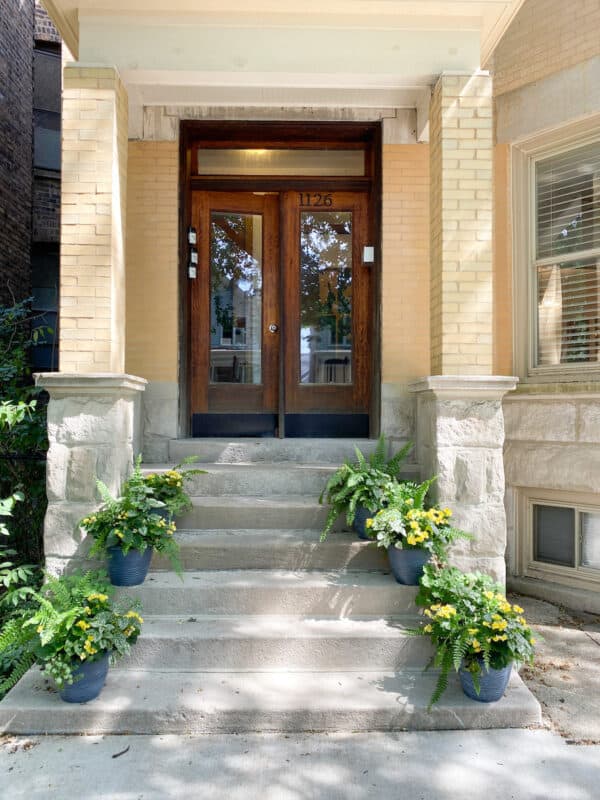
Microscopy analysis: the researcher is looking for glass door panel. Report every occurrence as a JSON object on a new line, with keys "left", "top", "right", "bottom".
{"left": 300, "top": 211, "right": 353, "bottom": 384}
{"left": 210, "top": 212, "right": 263, "bottom": 385}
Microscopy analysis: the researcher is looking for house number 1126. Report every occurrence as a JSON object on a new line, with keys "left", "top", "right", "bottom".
{"left": 298, "top": 193, "right": 333, "bottom": 206}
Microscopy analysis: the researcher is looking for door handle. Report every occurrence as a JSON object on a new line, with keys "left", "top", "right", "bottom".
{"left": 268, "top": 323, "right": 279, "bottom": 334}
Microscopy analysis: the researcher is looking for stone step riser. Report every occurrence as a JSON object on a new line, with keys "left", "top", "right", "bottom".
{"left": 168, "top": 438, "right": 383, "bottom": 465}
{"left": 164, "top": 467, "right": 334, "bottom": 497}
{"left": 152, "top": 534, "right": 389, "bottom": 572}
{"left": 117, "top": 583, "right": 417, "bottom": 617}
{"left": 122, "top": 632, "right": 432, "bottom": 671}
{"left": 0, "top": 669, "right": 542, "bottom": 735}
{"left": 179, "top": 503, "right": 340, "bottom": 531}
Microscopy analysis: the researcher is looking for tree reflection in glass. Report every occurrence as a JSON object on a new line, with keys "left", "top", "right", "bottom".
{"left": 300, "top": 211, "right": 352, "bottom": 384}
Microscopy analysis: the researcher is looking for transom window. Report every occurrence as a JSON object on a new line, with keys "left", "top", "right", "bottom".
{"left": 533, "top": 140, "right": 600, "bottom": 369}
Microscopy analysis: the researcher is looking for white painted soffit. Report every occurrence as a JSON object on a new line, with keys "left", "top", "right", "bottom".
{"left": 44, "top": 0, "right": 525, "bottom": 68}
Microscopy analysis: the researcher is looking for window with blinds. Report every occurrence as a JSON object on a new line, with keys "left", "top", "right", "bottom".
{"left": 534, "top": 141, "right": 600, "bottom": 367}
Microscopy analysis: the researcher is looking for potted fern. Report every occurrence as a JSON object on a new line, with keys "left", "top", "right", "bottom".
{"left": 367, "top": 479, "right": 470, "bottom": 584}
{"left": 81, "top": 458, "right": 181, "bottom": 586}
{"left": 319, "top": 436, "right": 412, "bottom": 541}
{"left": 0, "top": 571, "right": 142, "bottom": 703}
{"left": 415, "top": 565, "right": 536, "bottom": 706}
{"left": 143, "top": 457, "right": 206, "bottom": 519}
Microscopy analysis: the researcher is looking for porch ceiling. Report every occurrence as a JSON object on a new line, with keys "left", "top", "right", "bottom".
{"left": 46, "top": 1, "right": 524, "bottom": 75}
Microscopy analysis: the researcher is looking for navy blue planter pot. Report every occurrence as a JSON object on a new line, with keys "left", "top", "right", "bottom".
{"left": 353, "top": 506, "right": 374, "bottom": 540}
{"left": 459, "top": 661, "right": 513, "bottom": 702}
{"left": 107, "top": 546, "right": 153, "bottom": 586}
{"left": 60, "top": 652, "right": 110, "bottom": 703}
{"left": 387, "top": 546, "right": 430, "bottom": 585}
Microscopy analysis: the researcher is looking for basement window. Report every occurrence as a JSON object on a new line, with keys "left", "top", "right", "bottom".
{"left": 527, "top": 496, "right": 600, "bottom": 588}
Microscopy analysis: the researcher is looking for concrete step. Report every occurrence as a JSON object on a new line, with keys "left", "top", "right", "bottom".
{"left": 168, "top": 438, "right": 384, "bottom": 465}
{"left": 143, "top": 462, "right": 337, "bottom": 498}
{"left": 122, "top": 615, "right": 432, "bottom": 671}
{"left": 178, "top": 495, "right": 340, "bottom": 531}
{"left": 152, "top": 530, "right": 388, "bottom": 571}
{"left": 0, "top": 667, "right": 542, "bottom": 735}
{"left": 117, "top": 570, "right": 416, "bottom": 617}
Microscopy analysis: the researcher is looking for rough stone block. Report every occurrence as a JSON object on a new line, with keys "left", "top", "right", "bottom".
{"left": 448, "top": 554, "right": 506, "bottom": 584}
{"left": 46, "top": 443, "right": 69, "bottom": 501}
{"left": 49, "top": 397, "right": 134, "bottom": 446}
{"left": 66, "top": 446, "right": 99, "bottom": 502}
{"left": 503, "top": 400, "right": 577, "bottom": 442}
{"left": 447, "top": 503, "right": 507, "bottom": 558}
{"left": 577, "top": 402, "right": 600, "bottom": 443}
{"left": 435, "top": 399, "right": 504, "bottom": 447}
{"left": 44, "top": 502, "right": 92, "bottom": 558}
{"left": 504, "top": 441, "right": 600, "bottom": 493}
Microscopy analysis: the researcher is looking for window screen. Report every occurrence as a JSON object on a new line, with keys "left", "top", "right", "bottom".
{"left": 533, "top": 504, "right": 576, "bottom": 567}
{"left": 534, "top": 141, "right": 600, "bottom": 367}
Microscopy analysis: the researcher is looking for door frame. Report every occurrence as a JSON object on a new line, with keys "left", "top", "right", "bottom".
{"left": 179, "top": 120, "right": 382, "bottom": 437}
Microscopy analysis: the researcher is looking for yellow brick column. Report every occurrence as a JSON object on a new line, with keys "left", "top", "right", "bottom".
{"left": 429, "top": 73, "right": 493, "bottom": 376}
{"left": 60, "top": 65, "right": 128, "bottom": 373}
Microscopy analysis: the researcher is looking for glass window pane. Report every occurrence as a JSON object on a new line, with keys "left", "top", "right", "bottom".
{"left": 210, "top": 213, "right": 262, "bottom": 384}
{"left": 197, "top": 149, "right": 364, "bottom": 176}
{"left": 34, "top": 110, "right": 60, "bottom": 171}
{"left": 536, "top": 258, "right": 600, "bottom": 365}
{"left": 581, "top": 512, "right": 600, "bottom": 569}
{"left": 533, "top": 504, "right": 575, "bottom": 567}
{"left": 536, "top": 141, "right": 600, "bottom": 259}
{"left": 299, "top": 211, "right": 352, "bottom": 385}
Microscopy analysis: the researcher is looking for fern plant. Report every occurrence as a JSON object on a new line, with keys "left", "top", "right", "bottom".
{"left": 413, "top": 565, "right": 537, "bottom": 707}
{"left": 143, "top": 456, "right": 206, "bottom": 517}
{"left": 0, "top": 570, "right": 142, "bottom": 695}
{"left": 318, "top": 436, "right": 412, "bottom": 541}
{"left": 80, "top": 457, "right": 181, "bottom": 575}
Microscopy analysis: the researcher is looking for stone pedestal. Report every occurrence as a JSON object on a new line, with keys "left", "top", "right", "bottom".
{"left": 409, "top": 376, "right": 518, "bottom": 583}
{"left": 35, "top": 373, "right": 146, "bottom": 575}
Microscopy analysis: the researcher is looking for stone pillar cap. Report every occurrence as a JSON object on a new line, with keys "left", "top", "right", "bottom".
{"left": 408, "top": 375, "right": 519, "bottom": 398}
{"left": 34, "top": 373, "right": 147, "bottom": 397}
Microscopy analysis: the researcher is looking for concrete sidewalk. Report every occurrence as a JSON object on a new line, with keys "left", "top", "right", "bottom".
{"left": 3, "top": 729, "right": 599, "bottom": 800}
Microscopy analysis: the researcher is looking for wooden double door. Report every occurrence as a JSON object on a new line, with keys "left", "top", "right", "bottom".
{"left": 190, "top": 189, "right": 373, "bottom": 437}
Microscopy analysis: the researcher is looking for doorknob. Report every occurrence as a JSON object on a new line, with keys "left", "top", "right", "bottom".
{"left": 268, "top": 323, "right": 279, "bottom": 333}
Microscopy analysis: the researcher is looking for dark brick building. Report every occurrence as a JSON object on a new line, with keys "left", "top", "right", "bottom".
{"left": 0, "top": 0, "right": 61, "bottom": 369}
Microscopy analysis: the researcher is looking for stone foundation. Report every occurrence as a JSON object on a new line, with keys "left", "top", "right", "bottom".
{"left": 410, "top": 376, "right": 518, "bottom": 583}
{"left": 35, "top": 373, "right": 146, "bottom": 574}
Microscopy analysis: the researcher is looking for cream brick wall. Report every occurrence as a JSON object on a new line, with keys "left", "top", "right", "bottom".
{"left": 429, "top": 74, "right": 494, "bottom": 376}
{"left": 125, "top": 141, "right": 178, "bottom": 382}
{"left": 60, "top": 66, "right": 128, "bottom": 373}
{"left": 493, "top": 0, "right": 600, "bottom": 97}
{"left": 381, "top": 144, "right": 430, "bottom": 383}
{"left": 494, "top": 143, "right": 512, "bottom": 375}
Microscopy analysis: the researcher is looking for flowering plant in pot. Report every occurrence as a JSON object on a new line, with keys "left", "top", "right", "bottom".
{"left": 0, "top": 570, "right": 142, "bottom": 703}
{"left": 414, "top": 565, "right": 536, "bottom": 706}
{"left": 143, "top": 457, "right": 206, "bottom": 519}
{"left": 81, "top": 459, "right": 181, "bottom": 586}
{"left": 319, "top": 436, "right": 412, "bottom": 542}
{"left": 366, "top": 479, "right": 470, "bottom": 584}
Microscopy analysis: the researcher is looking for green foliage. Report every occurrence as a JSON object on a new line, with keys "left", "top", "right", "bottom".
{"left": 81, "top": 457, "right": 182, "bottom": 576}
{"left": 367, "top": 479, "right": 471, "bottom": 560}
{"left": 414, "top": 565, "right": 537, "bottom": 707}
{"left": 143, "top": 457, "right": 206, "bottom": 517}
{"left": 0, "top": 299, "right": 51, "bottom": 566}
{"left": 318, "top": 437, "right": 412, "bottom": 541}
{"left": 0, "top": 571, "right": 142, "bottom": 693}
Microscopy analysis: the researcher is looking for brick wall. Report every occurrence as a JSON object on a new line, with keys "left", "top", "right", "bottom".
{"left": 125, "top": 141, "right": 179, "bottom": 382}
{"left": 32, "top": 175, "right": 60, "bottom": 242}
{"left": 34, "top": 1, "right": 59, "bottom": 43}
{"left": 381, "top": 144, "right": 430, "bottom": 383}
{"left": 59, "top": 66, "right": 128, "bottom": 373}
{"left": 0, "top": 0, "right": 34, "bottom": 305}
{"left": 429, "top": 74, "right": 494, "bottom": 376}
{"left": 494, "top": 0, "right": 600, "bottom": 96}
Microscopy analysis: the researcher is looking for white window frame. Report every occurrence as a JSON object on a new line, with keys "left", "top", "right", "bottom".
{"left": 518, "top": 487, "right": 600, "bottom": 592}
{"left": 512, "top": 115, "right": 600, "bottom": 382}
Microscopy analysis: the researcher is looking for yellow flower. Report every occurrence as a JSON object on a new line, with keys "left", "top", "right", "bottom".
{"left": 76, "top": 620, "right": 90, "bottom": 631}
{"left": 84, "top": 606, "right": 92, "bottom": 615}
{"left": 125, "top": 611, "right": 144, "bottom": 624}
{"left": 123, "top": 626, "right": 135, "bottom": 637}
{"left": 87, "top": 593, "right": 108, "bottom": 603}
{"left": 468, "top": 628, "right": 479, "bottom": 635}
{"left": 83, "top": 638, "right": 98, "bottom": 655}
{"left": 484, "top": 591, "right": 495, "bottom": 600}
{"left": 518, "top": 616, "right": 527, "bottom": 626}
{"left": 116, "top": 531, "right": 124, "bottom": 539}
{"left": 529, "top": 636, "right": 536, "bottom": 644}
{"left": 365, "top": 518, "right": 373, "bottom": 528}
{"left": 492, "top": 634, "right": 508, "bottom": 642}
{"left": 410, "top": 521, "right": 420, "bottom": 530}
{"left": 423, "top": 624, "right": 433, "bottom": 633}
{"left": 513, "top": 604, "right": 524, "bottom": 614}
{"left": 424, "top": 609, "right": 433, "bottom": 618}
{"left": 406, "top": 534, "right": 417, "bottom": 546}
{"left": 443, "top": 508, "right": 452, "bottom": 517}
{"left": 37, "top": 625, "right": 44, "bottom": 633}
{"left": 491, "top": 620, "right": 508, "bottom": 631}
{"left": 472, "top": 639, "right": 481, "bottom": 651}
{"left": 435, "top": 605, "right": 457, "bottom": 619}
